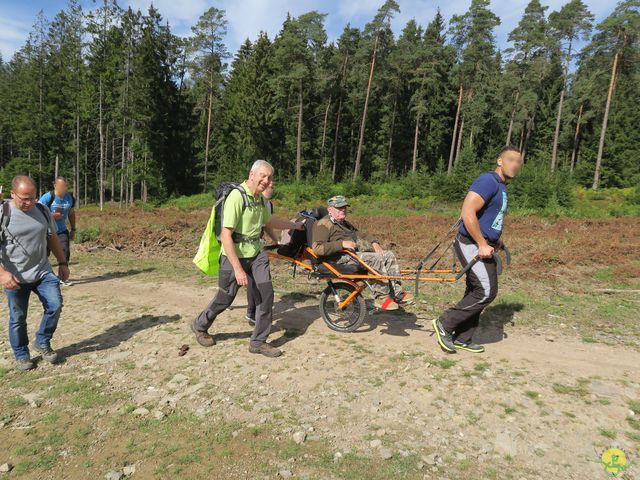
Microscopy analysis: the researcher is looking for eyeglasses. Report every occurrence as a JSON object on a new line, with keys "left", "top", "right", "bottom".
{"left": 13, "top": 193, "right": 37, "bottom": 203}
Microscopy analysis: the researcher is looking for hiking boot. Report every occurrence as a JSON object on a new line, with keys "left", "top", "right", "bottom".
{"left": 31, "top": 342, "right": 58, "bottom": 363}
{"left": 16, "top": 357, "right": 35, "bottom": 371}
{"left": 432, "top": 318, "right": 455, "bottom": 353}
{"left": 249, "top": 343, "right": 282, "bottom": 358}
{"left": 453, "top": 340, "right": 485, "bottom": 353}
{"left": 190, "top": 319, "right": 216, "bottom": 347}
{"left": 395, "top": 291, "right": 414, "bottom": 305}
{"left": 245, "top": 314, "right": 256, "bottom": 326}
{"left": 374, "top": 296, "right": 400, "bottom": 311}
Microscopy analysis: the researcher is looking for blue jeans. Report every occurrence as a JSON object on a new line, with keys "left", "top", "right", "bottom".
{"left": 5, "top": 272, "right": 63, "bottom": 360}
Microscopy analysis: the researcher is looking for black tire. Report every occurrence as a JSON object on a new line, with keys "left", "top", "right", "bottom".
{"left": 319, "top": 282, "right": 367, "bottom": 332}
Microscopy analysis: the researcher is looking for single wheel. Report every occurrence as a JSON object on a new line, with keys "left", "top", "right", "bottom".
{"left": 319, "top": 282, "right": 367, "bottom": 332}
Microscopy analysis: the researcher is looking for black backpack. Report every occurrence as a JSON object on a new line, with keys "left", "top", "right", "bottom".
{"left": 213, "top": 182, "right": 264, "bottom": 242}
{"left": 0, "top": 200, "right": 52, "bottom": 243}
{"left": 276, "top": 207, "right": 328, "bottom": 258}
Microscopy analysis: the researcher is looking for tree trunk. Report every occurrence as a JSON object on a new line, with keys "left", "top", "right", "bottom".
{"left": 353, "top": 33, "right": 379, "bottom": 181}
{"left": 111, "top": 136, "right": 115, "bottom": 201}
{"left": 332, "top": 96, "right": 343, "bottom": 182}
{"left": 54, "top": 154, "right": 59, "bottom": 179}
{"left": 521, "top": 113, "right": 535, "bottom": 163}
{"left": 385, "top": 97, "right": 397, "bottom": 176}
{"left": 319, "top": 95, "right": 331, "bottom": 173}
{"left": 453, "top": 116, "right": 465, "bottom": 168}
{"left": 38, "top": 55, "right": 43, "bottom": 197}
{"left": 447, "top": 84, "right": 463, "bottom": 175}
{"left": 506, "top": 90, "right": 519, "bottom": 146}
{"left": 75, "top": 109, "right": 80, "bottom": 201}
{"left": 120, "top": 47, "right": 130, "bottom": 208}
{"left": 203, "top": 88, "right": 213, "bottom": 193}
{"left": 551, "top": 40, "right": 572, "bottom": 173}
{"left": 99, "top": 78, "right": 105, "bottom": 211}
{"left": 570, "top": 103, "right": 583, "bottom": 172}
{"left": 593, "top": 51, "right": 619, "bottom": 191}
{"left": 411, "top": 112, "right": 420, "bottom": 173}
{"left": 295, "top": 79, "right": 303, "bottom": 181}
{"left": 518, "top": 127, "right": 525, "bottom": 152}
{"left": 142, "top": 151, "right": 148, "bottom": 203}
{"left": 84, "top": 126, "right": 89, "bottom": 206}
{"left": 331, "top": 52, "right": 349, "bottom": 181}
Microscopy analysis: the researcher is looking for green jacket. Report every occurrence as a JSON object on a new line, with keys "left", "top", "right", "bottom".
{"left": 311, "top": 215, "right": 377, "bottom": 257}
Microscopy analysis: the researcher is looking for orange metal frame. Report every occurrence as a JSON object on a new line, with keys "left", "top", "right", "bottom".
{"left": 268, "top": 247, "right": 463, "bottom": 310}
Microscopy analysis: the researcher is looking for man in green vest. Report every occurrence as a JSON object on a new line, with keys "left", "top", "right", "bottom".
{"left": 191, "top": 160, "right": 303, "bottom": 358}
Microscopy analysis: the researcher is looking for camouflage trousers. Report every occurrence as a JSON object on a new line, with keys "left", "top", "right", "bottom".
{"left": 337, "top": 250, "right": 402, "bottom": 298}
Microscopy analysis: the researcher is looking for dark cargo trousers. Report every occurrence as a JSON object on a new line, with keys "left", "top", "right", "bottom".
{"left": 439, "top": 234, "right": 499, "bottom": 344}
{"left": 194, "top": 250, "right": 273, "bottom": 348}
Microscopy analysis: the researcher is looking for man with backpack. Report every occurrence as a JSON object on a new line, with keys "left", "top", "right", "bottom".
{"left": 433, "top": 146, "right": 522, "bottom": 354}
{"left": 39, "top": 177, "right": 77, "bottom": 287}
{"left": 191, "top": 160, "right": 304, "bottom": 358}
{"left": 0, "top": 176, "right": 70, "bottom": 371}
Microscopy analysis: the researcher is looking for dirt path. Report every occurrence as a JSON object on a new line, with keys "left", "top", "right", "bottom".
{"left": 1, "top": 263, "right": 639, "bottom": 479}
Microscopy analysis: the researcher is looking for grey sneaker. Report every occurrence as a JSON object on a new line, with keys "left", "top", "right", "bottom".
{"left": 16, "top": 358, "right": 35, "bottom": 371}
{"left": 31, "top": 342, "right": 59, "bottom": 363}
{"left": 432, "top": 318, "right": 456, "bottom": 353}
{"left": 245, "top": 314, "right": 256, "bottom": 326}
{"left": 60, "top": 279, "right": 73, "bottom": 287}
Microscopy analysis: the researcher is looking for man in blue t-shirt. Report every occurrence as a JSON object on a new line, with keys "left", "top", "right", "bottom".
{"left": 433, "top": 146, "right": 522, "bottom": 354}
{"left": 39, "top": 177, "right": 77, "bottom": 286}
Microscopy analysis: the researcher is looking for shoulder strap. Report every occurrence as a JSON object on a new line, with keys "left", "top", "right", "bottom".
{"left": 0, "top": 201, "right": 11, "bottom": 243}
{"left": 35, "top": 203, "right": 52, "bottom": 229}
{"left": 237, "top": 184, "right": 250, "bottom": 210}
{"left": 45, "top": 191, "right": 55, "bottom": 208}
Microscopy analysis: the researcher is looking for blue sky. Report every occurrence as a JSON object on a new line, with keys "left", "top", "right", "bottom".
{"left": 0, "top": 0, "right": 617, "bottom": 62}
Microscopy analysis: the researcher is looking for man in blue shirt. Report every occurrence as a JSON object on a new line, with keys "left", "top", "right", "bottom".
{"left": 433, "top": 146, "right": 522, "bottom": 354}
{"left": 39, "top": 177, "right": 77, "bottom": 286}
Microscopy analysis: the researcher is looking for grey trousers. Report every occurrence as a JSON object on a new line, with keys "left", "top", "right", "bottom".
{"left": 48, "top": 231, "right": 71, "bottom": 263}
{"left": 194, "top": 251, "right": 273, "bottom": 347}
{"left": 58, "top": 231, "right": 70, "bottom": 263}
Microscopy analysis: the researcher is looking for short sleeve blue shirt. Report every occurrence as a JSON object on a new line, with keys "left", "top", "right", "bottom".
{"left": 459, "top": 172, "right": 507, "bottom": 243}
{"left": 39, "top": 192, "right": 75, "bottom": 234}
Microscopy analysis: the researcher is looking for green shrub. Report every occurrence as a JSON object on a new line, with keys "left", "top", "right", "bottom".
{"left": 75, "top": 226, "right": 100, "bottom": 243}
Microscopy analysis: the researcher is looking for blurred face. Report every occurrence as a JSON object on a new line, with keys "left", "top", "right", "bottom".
{"left": 54, "top": 179, "right": 68, "bottom": 195}
{"left": 11, "top": 182, "right": 38, "bottom": 212}
{"left": 498, "top": 151, "right": 523, "bottom": 180}
{"left": 328, "top": 205, "right": 347, "bottom": 222}
{"left": 248, "top": 167, "right": 273, "bottom": 195}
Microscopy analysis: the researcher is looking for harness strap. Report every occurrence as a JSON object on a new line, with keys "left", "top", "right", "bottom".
{"left": 231, "top": 232, "right": 261, "bottom": 244}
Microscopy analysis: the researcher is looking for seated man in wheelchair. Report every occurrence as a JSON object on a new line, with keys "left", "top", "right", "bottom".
{"left": 311, "top": 195, "right": 412, "bottom": 311}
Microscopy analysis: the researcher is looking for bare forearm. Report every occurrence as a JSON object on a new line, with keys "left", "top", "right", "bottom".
{"left": 461, "top": 209, "right": 487, "bottom": 246}
{"left": 220, "top": 229, "right": 242, "bottom": 271}
{"left": 264, "top": 227, "right": 279, "bottom": 244}
{"left": 266, "top": 216, "right": 298, "bottom": 230}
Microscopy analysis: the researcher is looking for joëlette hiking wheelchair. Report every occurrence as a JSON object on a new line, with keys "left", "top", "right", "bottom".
{"left": 268, "top": 211, "right": 511, "bottom": 333}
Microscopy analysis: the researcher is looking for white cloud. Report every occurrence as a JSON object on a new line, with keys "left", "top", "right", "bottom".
{"left": 0, "top": 0, "right": 616, "bottom": 62}
{"left": 0, "top": 17, "right": 31, "bottom": 61}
